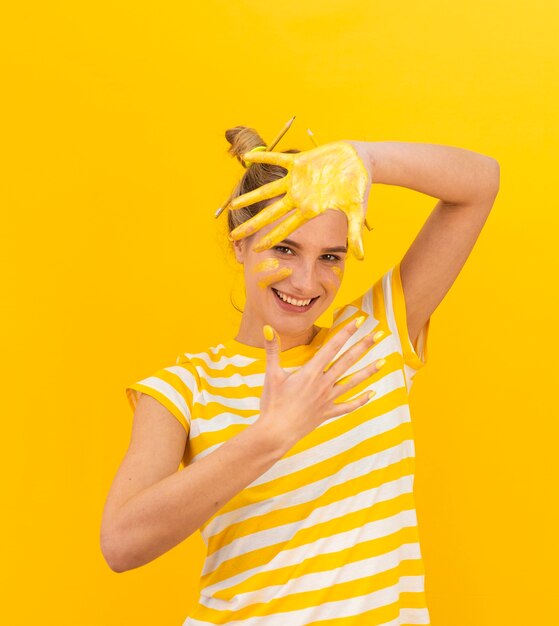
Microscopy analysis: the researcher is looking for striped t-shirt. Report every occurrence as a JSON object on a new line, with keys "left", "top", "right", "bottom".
{"left": 126, "top": 261, "right": 431, "bottom": 626}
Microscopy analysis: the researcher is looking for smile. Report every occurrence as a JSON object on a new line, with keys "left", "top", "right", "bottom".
{"left": 271, "top": 288, "right": 319, "bottom": 312}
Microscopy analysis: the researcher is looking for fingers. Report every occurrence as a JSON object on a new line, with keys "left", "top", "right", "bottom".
{"left": 322, "top": 389, "right": 375, "bottom": 421}
{"left": 347, "top": 208, "right": 365, "bottom": 261}
{"left": 324, "top": 327, "right": 384, "bottom": 383}
{"left": 243, "top": 150, "right": 294, "bottom": 168}
{"left": 252, "top": 209, "right": 307, "bottom": 252}
{"left": 262, "top": 324, "right": 282, "bottom": 377}
{"left": 332, "top": 355, "right": 386, "bottom": 395}
{"left": 304, "top": 316, "right": 366, "bottom": 376}
{"left": 230, "top": 196, "right": 292, "bottom": 242}
{"left": 227, "top": 178, "right": 286, "bottom": 214}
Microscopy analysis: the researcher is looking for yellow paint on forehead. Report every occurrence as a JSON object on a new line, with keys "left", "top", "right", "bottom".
{"left": 254, "top": 258, "right": 279, "bottom": 273}
{"left": 258, "top": 267, "right": 293, "bottom": 289}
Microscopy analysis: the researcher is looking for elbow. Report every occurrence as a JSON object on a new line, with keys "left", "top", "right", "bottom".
{"left": 488, "top": 157, "right": 501, "bottom": 197}
{"left": 100, "top": 530, "right": 129, "bottom": 573}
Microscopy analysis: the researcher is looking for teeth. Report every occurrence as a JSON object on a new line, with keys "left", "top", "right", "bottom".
{"left": 275, "top": 289, "right": 312, "bottom": 307}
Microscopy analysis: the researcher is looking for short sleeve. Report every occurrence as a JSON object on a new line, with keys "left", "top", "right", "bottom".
{"left": 387, "top": 260, "right": 430, "bottom": 371}
{"left": 125, "top": 358, "right": 199, "bottom": 436}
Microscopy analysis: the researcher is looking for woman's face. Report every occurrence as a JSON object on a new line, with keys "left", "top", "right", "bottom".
{"left": 233, "top": 207, "right": 349, "bottom": 342}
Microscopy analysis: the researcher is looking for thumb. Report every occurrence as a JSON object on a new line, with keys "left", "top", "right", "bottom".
{"left": 263, "top": 325, "right": 282, "bottom": 376}
{"left": 347, "top": 210, "right": 365, "bottom": 261}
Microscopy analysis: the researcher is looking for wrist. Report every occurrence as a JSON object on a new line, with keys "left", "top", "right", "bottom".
{"left": 344, "top": 140, "right": 375, "bottom": 180}
{"left": 249, "top": 414, "right": 298, "bottom": 458}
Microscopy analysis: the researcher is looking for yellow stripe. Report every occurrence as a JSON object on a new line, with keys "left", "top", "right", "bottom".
{"left": 391, "top": 262, "right": 430, "bottom": 370}
{"left": 204, "top": 384, "right": 412, "bottom": 515}
{"left": 198, "top": 528, "right": 424, "bottom": 620}
{"left": 210, "top": 454, "right": 415, "bottom": 546}
{"left": 125, "top": 379, "right": 190, "bottom": 433}
{"left": 127, "top": 270, "right": 430, "bottom": 624}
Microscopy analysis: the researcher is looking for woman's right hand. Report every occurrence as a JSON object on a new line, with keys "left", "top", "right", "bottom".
{"left": 256, "top": 317, "right": 386, "bottom": 451}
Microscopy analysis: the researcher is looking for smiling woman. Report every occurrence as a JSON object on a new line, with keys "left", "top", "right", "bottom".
{"left": 232, "top": 206, "right": 349, "bottom": 349}
{"left": 98, "top": 122, "right": 500, "bottom": 626}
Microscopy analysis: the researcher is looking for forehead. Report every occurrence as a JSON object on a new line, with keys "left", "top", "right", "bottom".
{"left": 253, "top": 208, "right": 348, "bottom": 248}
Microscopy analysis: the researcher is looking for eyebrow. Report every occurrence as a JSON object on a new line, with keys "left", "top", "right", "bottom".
{"left": 280, "top": 238, "right": 348, "bottom": 254}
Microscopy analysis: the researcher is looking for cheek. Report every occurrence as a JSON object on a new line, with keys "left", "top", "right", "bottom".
{"left": 252, "top": 257, "right": 294, "bottom": 289}
{"left": 323, "top": 265, "right": 344, "bottom": 290}
{"left": 254, "top": 258, "right": 279, "bottom": 272}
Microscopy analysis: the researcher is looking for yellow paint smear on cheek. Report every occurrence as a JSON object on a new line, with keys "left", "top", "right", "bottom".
{"left": 258, "top": 267, "right": 293, "bottom": 289}
{"left": 323, "top": 265, "right": 343, "bottom": 289}
{"left": 331, "top": 266, "right": 343, "bottom": 280}
{"left": 254, "top": 258, "right": 279, "bottom": 273}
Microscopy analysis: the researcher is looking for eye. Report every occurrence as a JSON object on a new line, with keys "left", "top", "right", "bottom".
{"left": 321, "top": 254, "right": 342, "bottom": 262}
{"left": 273, "top": 245, "right": 294, "bottom": 255}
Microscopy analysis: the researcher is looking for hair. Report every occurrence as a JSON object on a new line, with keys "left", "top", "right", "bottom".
{"left": 224, "top": 125, "right": 300, "bottom": 239}
{"left": 224, "top": 125, "right": 300, "bottom": 313}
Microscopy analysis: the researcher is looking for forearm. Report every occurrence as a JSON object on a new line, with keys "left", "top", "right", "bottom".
{"left": 354, "top": 140, "right": 500, "bottom": 206}
{"left": 106, "top": 420, "right": 291, "bottom": 572}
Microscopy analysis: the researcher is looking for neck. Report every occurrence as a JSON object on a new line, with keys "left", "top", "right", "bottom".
{"left": 235, "top": 314, "right": 320, "bottom": 351}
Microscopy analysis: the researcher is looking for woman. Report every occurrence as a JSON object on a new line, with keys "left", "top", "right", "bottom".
{"left": 101, "top": 124, "right": 500, "bottom": 625}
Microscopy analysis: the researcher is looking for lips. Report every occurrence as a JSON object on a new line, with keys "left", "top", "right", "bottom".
{"left": 271, "top": 287, "right": 319, "bottom": 312}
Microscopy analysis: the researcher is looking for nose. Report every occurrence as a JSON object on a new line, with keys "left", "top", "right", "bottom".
{"left": 288, "top": 259, "right": 321, "bottom": 297}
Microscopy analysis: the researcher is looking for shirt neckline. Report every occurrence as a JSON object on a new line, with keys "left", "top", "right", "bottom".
{"left": 224, "top": 326, "right": 329, "bottom": 367}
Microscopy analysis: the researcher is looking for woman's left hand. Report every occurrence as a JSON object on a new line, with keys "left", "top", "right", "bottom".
{"left": 226, "top": 140, "right": 372, "bottom": 260}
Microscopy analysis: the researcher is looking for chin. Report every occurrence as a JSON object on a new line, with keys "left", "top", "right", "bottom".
{"left": 268, "top": 303, "right": 326, "bottom": 333}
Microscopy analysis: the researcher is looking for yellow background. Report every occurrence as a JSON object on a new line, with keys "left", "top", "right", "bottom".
{"left": 2, "top": 1, "right": 557, "bottom": 624}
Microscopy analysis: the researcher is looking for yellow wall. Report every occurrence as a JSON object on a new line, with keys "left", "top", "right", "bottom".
{"left": 1, "top": 1, "right": 556, "bottom": 624}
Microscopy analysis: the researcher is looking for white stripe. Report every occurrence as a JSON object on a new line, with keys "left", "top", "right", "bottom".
{"left": 382, "top": 267, "right": 428, "bottom": 394}
{"left": 190, "top": 361, "right": 406, "bottom": 461}
{"left": 204, "top": 424, "right": 415, "bottom": 542}
{"left": 362, "top": 285, "right": 373, "bottom": 316}
{"left": 203, "top": 543, "right": 424, "bottom": 610}
{"left": 193, "top": 333, "right": 395, "bottom": 392}
{"left": 135, "top": 375, "right": 192, "bottom": 425}
{"left": 201, "top": 436, "right": 414, "bottom": 543}
{"left": 202, "top": 400, "right": 412, "bottom": 534}
{"left": 195, "top": 352, "right": 259, "bottom": 371}
{"left": 202, "top": 475, "right": 416, "bottom": 577}
{"left": 328, "top": 317, "right": 391, "bottom": 372}
{"left": 404, "top": 363, "right": 418, "bottom": 393}
{"left": 166, "top": 365, "right": 199, "bottom": 395}
{"left": 190, "top": 573, "right": 426, "bottom": 626}
{"left": 191, "top": 412, "right": 260, "bottom": 436}
{"left": 332, "top": 303, "right": 359, "bottom": 325}
{"left": 194, "top": 391, "right": 261, "bottom": 410}
{"left": 200, "top": 371, "right": 264, "bottom": 389}
{"left": 190, "top": 366, "right": 406, "bottom": 450}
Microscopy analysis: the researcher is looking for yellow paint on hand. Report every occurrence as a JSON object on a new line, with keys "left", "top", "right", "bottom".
{"left": 227, "top": 141, "right": 371, "bottom": 260}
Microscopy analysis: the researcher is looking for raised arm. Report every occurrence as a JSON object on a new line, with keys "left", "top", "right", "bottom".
{"left": 349, "top": 140, "right": 500, "bottom": 346}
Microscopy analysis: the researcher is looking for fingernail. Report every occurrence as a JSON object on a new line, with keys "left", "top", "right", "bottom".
{"left": 375, "top": 358, "right": 386, "bottom": 370}
{"left": 263, "top": 325, "right": 274, "bottom": 341}
{"left": 372, "top": 330, "right": 385, "bottom": 342}
{"left": 368, "top": 390, "right": 377, "bottom": 400}
{"left": 355, "top": 315, "right": 366, "bottom": 328}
